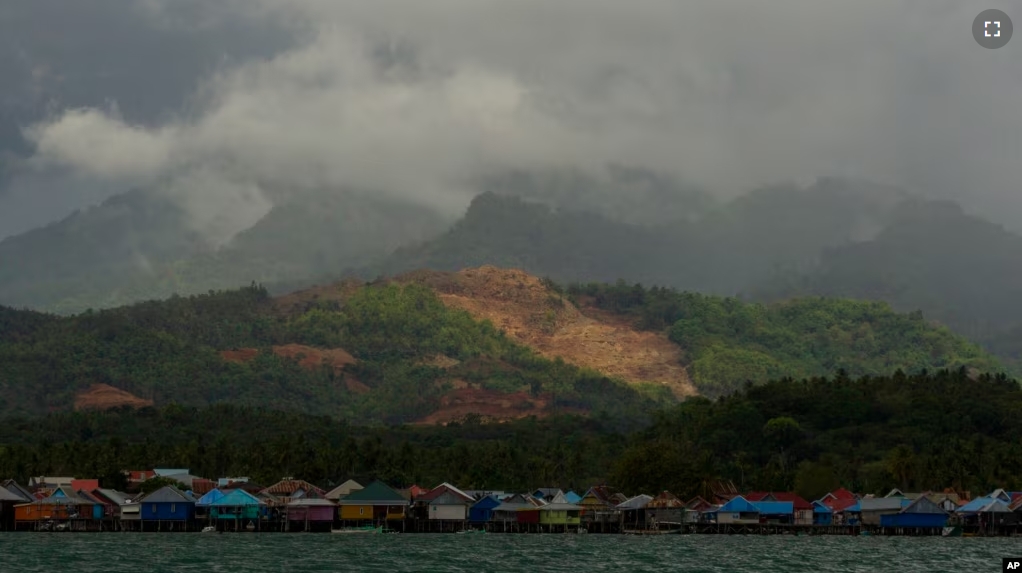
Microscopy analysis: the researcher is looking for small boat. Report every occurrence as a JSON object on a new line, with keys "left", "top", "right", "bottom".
{"left": 201, "top": 526, "right": 217, "bottom": 533}
{"left": 941, "top": 526, "right": 962, "bottom": 537}
{"left": 332, "top": 525, "right": 383, "bottom": 534}
{"left": 457, "top": 528, "right": 486, "bottom": 534}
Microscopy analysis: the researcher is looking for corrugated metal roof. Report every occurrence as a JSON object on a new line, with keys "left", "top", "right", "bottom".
{"left": 582, "top": 486, "right": 620, "bottom": 504}
{"left": 542, "top": 502, "right": 583, "bottom": 511}
{"left": 16, "top": 495, "right": 94, "bottom": 507}
{"left": 2, "top": 480, "right": 34, "bottom": 502}
{"left": 616, "top": 494, "right": 653, "bottom": 510}
{"left": 860, "top": 498, "right": 904, "bottom": 511}
{"left": 550, "top": 491, "right": 570, "bottom": 504}
{"left": 262, "top": 479, "right": 325, "bottom": 496}
{"left": 899, "top": 496, "right": 946, "bottom": 515}
{"left": 959, "top": 496, "right": 1012, "bottom": 514}
{"left": 140, "top": 486, "right": 195, "bottom": 504}
{"left": 646, "top": 491, "right": 684, "bottom": 509}
{"left": 418, "top": 483, "right": 473, "bottom": 503}
{"left": 685, "top": 497, "right": 713, "bottom": 511}
{"left": 718, "top": 496, "right": 758, "bottom": 513}
{"left": 339, "top": 481, "right": 407, "bottom": 505}
{"left": 212, "top": 489, "right": 264, "bottom": 507}
{"left": 471, "top": 496, "right": 503, "bottom": 510}
{"left": 0, "top": 487, "right": 26, "bottom": 502}
{"left": 429, "top": 490, "right": 473, "bottom": 506}
{"left": 747, "top": 492, "right": 813, "bottom": 510}
{"left": 978, "top": 500, "right": 1013, "bottom": 513}
{"left": 196, "top": 489, "right": 225, "bottom": 507}
{"left": 95, "top": 489, "right": 131, "bottom": 505}
{"left": 325, "top": 479, "right": 364, "bottom": 500}
{"left": 828, "top": 487, "right": 857, "bottom": 500}
{"left": 154, "top": 469, "right": 189, "bottom": 477}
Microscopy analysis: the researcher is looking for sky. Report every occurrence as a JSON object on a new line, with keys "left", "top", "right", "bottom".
{"left": 1, "top": 0, "right": 1020, "bottom": 241}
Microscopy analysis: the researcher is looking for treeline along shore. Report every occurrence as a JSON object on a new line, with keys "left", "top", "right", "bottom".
{"left": 3, "top": 369, "right": 1022, "bottom": 537}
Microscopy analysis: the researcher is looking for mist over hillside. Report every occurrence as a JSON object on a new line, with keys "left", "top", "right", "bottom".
{"left": 1, "top": 1, "right": 1020, "bottom": 380}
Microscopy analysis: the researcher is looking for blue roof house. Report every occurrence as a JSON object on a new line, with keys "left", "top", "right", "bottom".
{"left": 812, "top": 501, "right": 833, "bottom": 526}
{"left": 879, "top": 496, "right": 947, "bottom": 529}
{"left": 469, "top": 495, "right": 502, "bottom": 523}
{"left": 751, "top": 501, "right": 794, "bottom": 524}
{"left": 140, "top": 486, "right": 196, "bottom": 523}
{"left": 564, "top": 491, "right": 583, "bottom": 504}
{"left": 716, "top": 496, "right": 760, "bottom": 524}
{"left": 196, "top": 489, "right": 225, "bottom": 507}
{"left": 211, "top": 489, "right": 266, "bottom": 522}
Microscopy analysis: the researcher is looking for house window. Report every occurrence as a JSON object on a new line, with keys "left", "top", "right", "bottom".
{"left": 152, "top": 504, "right": 157, "bottom": 512}
{"left": 171, "top": 504, "right": 176, "bottom": 513}
{"left": 359, "top": 507, "right": 364, "bottom": 515}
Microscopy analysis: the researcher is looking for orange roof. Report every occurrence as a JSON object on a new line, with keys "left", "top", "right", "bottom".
{"left": 70, "top": 479, "right": 99, "bottom": 492}
{"left": 262, "top": 479, "right": 324, "bottom": 496}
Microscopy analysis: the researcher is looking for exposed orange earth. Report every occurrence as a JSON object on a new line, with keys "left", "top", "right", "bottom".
{"left": 396, "top": 266, "right": 696, "bottom": 399}
{"left": 220, "top": 344, "right": 368, "bottom": 394}
{"left": 413, "top": 387, "right": 552, "bottom": 425}
{"left": 74, "top": 383, "right": 154, "bottom": 411}
{"left": 266, "top": 266, "right": 695, "bottom": 423}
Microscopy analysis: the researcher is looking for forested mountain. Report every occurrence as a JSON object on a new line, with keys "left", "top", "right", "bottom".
{"left": 0, "top": 278, "right": 661, "bottom": 424}
{"left": 377, "top": 193, "right": 665, "bottom": 285}
{"left": 0, "top": 191, "right": 204, "bottom": 310}
{"left": 568, "top": 281, "right": 1001, "bottom": 397}
{"left": 1, "top": 370, "right": 1020, "bottom": 498}
{"left": 0, "top": 268, "right": 1003, "bottom": 422}
{"left": 756, "top": 199, "right": 1022, "bottom": 368}
{"left": 0, "top": 190, "right": 449, "bottom": 313}
{"left": 481, "top": 165, "right": 715, "bottom": 226}
{"left": 3, "top": 175, "right": 1021, "bottom": 375}
{"left": 379, "top": 177, "right": 910, "bottom": 294}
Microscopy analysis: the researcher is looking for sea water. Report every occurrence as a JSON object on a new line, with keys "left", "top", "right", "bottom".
{"left": 0, "top": 533, "right": 1008, "bottom": 572}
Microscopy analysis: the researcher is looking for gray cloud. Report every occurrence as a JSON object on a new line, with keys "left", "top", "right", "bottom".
{"left": 7, "top": 0, "right": 1022, "bottom": 241}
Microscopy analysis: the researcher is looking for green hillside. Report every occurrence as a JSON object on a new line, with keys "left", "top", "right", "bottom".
{"left": 0, "top": 282, "right": 658, "bottom": 424}
{"left": 568, "top": 281, "right": 1004, "bottom": 397}
{"left": 1, "top": 269, "right": 1007, "bottom": 425}
{"left": 755, "top": 199, "right": 1022, "bottom": 369}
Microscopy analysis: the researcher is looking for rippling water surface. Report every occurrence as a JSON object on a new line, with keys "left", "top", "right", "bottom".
{"left": 0, "top": 533, "right": 1011, "bottom": 572}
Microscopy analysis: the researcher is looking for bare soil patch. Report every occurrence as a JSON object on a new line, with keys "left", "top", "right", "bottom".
{"left": 74, "top": 384, "right": 153, "bottom": 411}
{"left": 398, "top": 266, "right": 696, "bottom": 398}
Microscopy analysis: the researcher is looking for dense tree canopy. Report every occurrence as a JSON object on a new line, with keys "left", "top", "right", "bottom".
{"left": 2, "top": 370, "right": 1020, "bottom": 500}
{"left": 568, "top": 281, "right": 1003, "bottom": 396}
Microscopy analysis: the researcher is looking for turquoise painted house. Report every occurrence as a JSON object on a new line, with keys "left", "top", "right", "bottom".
{"left": 211, "top": 489, "right": 266, "bottom": 521}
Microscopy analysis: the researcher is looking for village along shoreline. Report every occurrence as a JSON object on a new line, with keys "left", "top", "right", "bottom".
{"left": 1, "top": 474, "right": 1018, "bottom": 537}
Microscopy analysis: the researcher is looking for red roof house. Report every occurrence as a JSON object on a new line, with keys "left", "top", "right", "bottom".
{"left": 70, "top": 479, "right": 100, "bottom": 492}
